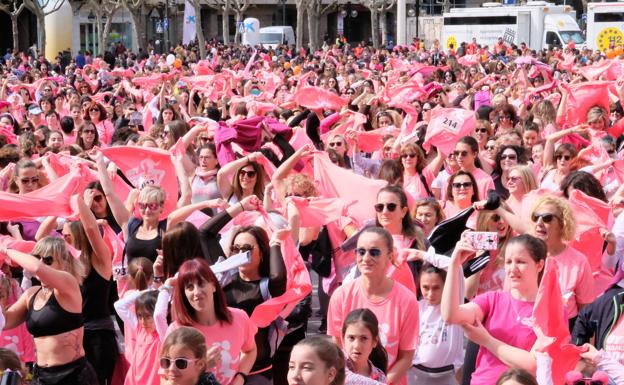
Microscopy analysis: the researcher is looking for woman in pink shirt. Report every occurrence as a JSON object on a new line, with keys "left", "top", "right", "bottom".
{"left": 441, "top": 170, "right": 479, "bottom": 220}
{"left": 505, "top": 165, "right": 537, "bottom": 215}
{"left": 400, "top": 143, "right": 444, "bottom": 203}
{"left": 442, "top": 234, "right": 546, "bottom": 384}
{"left": 452, "top": 136, "right": 495, "bottom": 200}
{"left": 84, "top": 102, "right": 114, "bottom": 146}
{"left": 167, "top": 258, "right": 257, "bottom": 385}
{"left": 327, "top": 227, "right": 419, "bottom": 385}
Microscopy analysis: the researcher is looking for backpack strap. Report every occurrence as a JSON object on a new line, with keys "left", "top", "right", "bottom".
{"left": 419, "top": 173, "right": 434, "bottom": 198}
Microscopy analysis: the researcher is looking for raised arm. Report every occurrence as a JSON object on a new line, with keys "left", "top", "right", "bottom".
{"left": 216, "top": 152, "right": 261, "bottom": 199}
{"left": 167, "top": 198, "right": 228, "bottom": 230}
{"left": 78, "top": 192, "right": 112, "bottom": 277}
{"left": 267, "top": 229, "right": 288, "bottom": 297}
{"left": 543, "top": 125, "right": 586, "bottom": 168}
{"left": 92, "top": 148, "right": 131, "bottom": 236}
{"left": 441, "top": 238, "right": 484, "bottom": 325}
{"left": 272, "top": 144, "right": 314, "bottom": 202}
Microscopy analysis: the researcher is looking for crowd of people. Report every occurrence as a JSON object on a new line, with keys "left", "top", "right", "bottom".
{"left": 0, "top": 35, "right": 622, "bottom": 385}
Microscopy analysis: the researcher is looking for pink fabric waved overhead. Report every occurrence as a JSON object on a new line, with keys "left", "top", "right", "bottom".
{"left": 285, "top": 197, "right": 356, "bottom": 227}
{"left": 578, "top": 59, "right": 614, "bottom": 81}
{"left": 312, "top": 153, "right": 387, "bottom": 224}
{"left": 560, "top": 81, "right": 611, "bottom": 127}
{"left": 532, "top": 258, "right": 584, "bottom": 384}
{"left": 422, "top": 107, "right": 475, "bottom": 156}
{"left": 101, "top": 146, "right": 178, "bottom": 219}
{"left": 293, "top": 86, "right": 349, "bottom": 111}
{"left": 0, "top": 165, "right": 91, "bottom": 221}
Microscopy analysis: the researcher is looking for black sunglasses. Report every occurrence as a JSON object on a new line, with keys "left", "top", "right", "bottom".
{"left": 239, "top": 170, "right": 257, "bottom": 178}
{"left": 500, "top": 154, "right": 517, "bottom": 160}
{"left": 453, "top": 150, "right": 469, "bottom": 157}
{"left": 531, "top": 212, "right": 560, "bottom": 224}
{"left": 355, "top": 247, "right": 383, "bottom": 258}
{"left": 374, "top": 203, "right": 398, "bottom": 213}
{"left": 556, "top": 154, "right": 572, "bottom": 161}
{"left": 33, "top": 254, "right": 54, "bottom": 266}
{"left": 231, "top": 244, "right": 254, "bottom": 254}
{"left": 452, "top": 182, "right": 473, "bottom": 189}
{"left": 475, "top": 128, "right": 488, "bottom": 134}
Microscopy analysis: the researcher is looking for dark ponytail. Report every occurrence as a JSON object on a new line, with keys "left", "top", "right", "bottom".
{"left": 341, "top": 308, "right": 388, "bottom": 373}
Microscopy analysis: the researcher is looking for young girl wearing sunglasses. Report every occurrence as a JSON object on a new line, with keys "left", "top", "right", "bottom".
{"left": 159, "top": 326, "right": 220, "bottom": 385}
{"left": 328, "top": 226, "right": 419, "bottom": 385}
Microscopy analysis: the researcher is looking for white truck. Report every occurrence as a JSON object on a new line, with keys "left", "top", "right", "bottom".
{"left": 586, "top": 2, "right": 624, "bottom": 51}
{"left": 442, "top": 1, "right": 584, "bottom": 50}
{"left": 259, "top": 26, "right": 296, "bottom": 49}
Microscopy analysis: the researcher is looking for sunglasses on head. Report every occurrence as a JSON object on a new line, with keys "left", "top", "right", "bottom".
{"left": 329, "top": 142, "right": 343, "bottom": 147}
{"left": 159, "top": 357, "right": 199, "bottom": 370}
{"left": 501, "top": 153, "right": 517, "bottom": 160}
{"left": 556, "top": 154, "right": 572, "bottom": 161}
{"left": 452, "top": 182, "right": 472, "bottom": 189}
{"left": 374, "top": 203, "right": 398, "bottom": 213}
{"left": 231, "top": 244, "right": 254, "bottom": 254}
{"left": 355, "top": 247, "right": 383, "bottom": 258}
{"left": 138, "top": 202, "right": 162, "bottom": 211}
{"left": 531, "top": 212, "right": 560, "bottom": 224}
{"left": 475, "top": 128, "right": 488, "bottom": 134}
{"left": 453, "top": 150, "right": 469, "bottom": 157}
{"left": 33, "top": 254, "right": 54, "bottom": 266}
{"left": 239, "top": 169, "right": 257, "bottom": 178}
{"left": 20, "top": 177, "right": 39, "bottom": 185}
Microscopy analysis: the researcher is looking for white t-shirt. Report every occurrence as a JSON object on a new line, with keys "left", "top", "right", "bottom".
{"left": 412, "top": 300, "right": 464, "bottom": 370}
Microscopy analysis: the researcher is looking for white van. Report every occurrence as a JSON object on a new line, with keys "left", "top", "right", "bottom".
{"left": 442, "top": 1, "right": 584, "bottom": 50}
{"left": 586, "top": 2, "right": 624, "bottom": 51}
{"left": 259, "top": 26, "right": 296, "bottom": 49}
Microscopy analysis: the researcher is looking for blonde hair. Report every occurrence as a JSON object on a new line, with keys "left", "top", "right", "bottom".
{"left": 587, "top": 106, "right": 608, "bottom": 127}
{"left": 509, "top": 165, "right": 538, "bottom": 194}
{"left": 284, "top": 174, "right": 317, "bottom": 197}
{"left": 533, "top": 100, "right": 557, "bottom": 125}
{"left": 138, "top": 185, "right": 166, "bottom": 204}
{"left": 476, "top": 202, "right": 513, "bottom": 266}
{"left": 32, "top": 237, "right": 86, "bottom": 284}
{"left": 531, "top": 196, "right": 576, "bottom": 241}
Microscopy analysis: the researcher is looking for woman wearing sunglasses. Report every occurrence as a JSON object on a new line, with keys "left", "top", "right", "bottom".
{"left": 442, "top": 234, "right": 547, "bottom": 384}
{"left": 400, "top": 143, "right": 445, "bottom": 203}
{"left": 442, "top": 170, "right": 479, "bottom": 220}
{"left": 492, "top": 145, "right": 527, "bottom": 200}
{"left": 217, "top": 152, "right": 267, "bottom": 204}
{"left": 8, "top": 160, "right": 45, "bottom": 240}
{"left": 325, "top": 134, "right": 351, "bottom": 169}
{"left": 0, "top": 237, "right": 98, "bottom": 385}
{"left": 168, "top": 258, "right": 258, "bottom": 385}
{"left": 472, "top": 120, "right": 492, "bottom": 152}
{"left": 452, "top": 136, "right": 495, "bottom": 201}
{"left": 188, "top": 143, "right": 222, "bottom": 214}
{"left": 159, "top": 326, "right": 220, "bottom": 385}
{"left": 83, "top": 102, "right": 114, "bottom": 146}
{"left": 505, "top": 165, "right": 538, "bottom": 215}
{"left": 93, "top": 149, "right": 167, "bottom": 264}
{"left": 541, "top": 126, "right": 582, "bottom": 191}
{"left": 328, "top": 227, "right": 419, "bottom": 385}
{"left": 195, "top": 194, "right": 287, "bottom": 384}
{"left": 75, "top": 121, "right": 100, "bottom": 151}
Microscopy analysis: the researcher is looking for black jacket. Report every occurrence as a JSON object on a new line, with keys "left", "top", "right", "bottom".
{"left": 572, "top": 285, "right": 624, "bottom": 349}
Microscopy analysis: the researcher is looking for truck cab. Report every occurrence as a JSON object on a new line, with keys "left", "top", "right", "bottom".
{"left": 543, "top": 13, "right": 585, "bottom": 49}
{"left": 259, "top": 26, "right": 295, "bottom": 49}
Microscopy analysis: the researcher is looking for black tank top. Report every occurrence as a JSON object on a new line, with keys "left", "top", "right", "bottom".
{"left": 125, "top": 227, "right": 161, "bottom": 263}
{"left": 81, "top": 268, "right": 112, "bottom": 322}
{"left": 26, "top": 288, "right": 83, "bottom": 338}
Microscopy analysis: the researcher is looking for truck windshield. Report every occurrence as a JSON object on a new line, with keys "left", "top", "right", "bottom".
{"left": 560, "top": 31, "right": 585, "bottom": 44}
{"left": 260, "top": 33, "right": 283, "bottom": 44}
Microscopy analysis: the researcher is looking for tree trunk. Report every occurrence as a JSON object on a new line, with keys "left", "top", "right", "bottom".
{"left": 295, "top": 3, "right": 305, "bottom": 50}
{"left": 129, "top": 8, "right": 147, "bottom": 52}
{"left": 221, "top": 0, "right": 230, "bottom": 44}
{"left": 370, "top": 8, "right": 379, "bottom": 48}
{"left": 233, "top": 10, "right": 242, "bottom": 44}
{"left": 37, "top": 13, "right": 46, "bottom": 54}
{"left": 195, "top": 3, "right": 206, "bottom": 58}
{"left": 11, "top": 15, "right": 19, "bottom": 50}
{"left": 380, "top": 10, "right": 388, "bottom": 47}
{"left": 102, "top": 16, "right": 115, "bottom": 53}
{"left": 306, "top": 5, "right": 319, "bottom": 50}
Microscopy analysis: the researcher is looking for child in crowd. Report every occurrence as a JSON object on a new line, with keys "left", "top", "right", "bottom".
{"left": 341, "top": 308, "right": 387, "bottom": 385}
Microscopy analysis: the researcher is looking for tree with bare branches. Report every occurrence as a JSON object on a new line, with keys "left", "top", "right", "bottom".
{"left": 86, "top": 0, "right": 123, "bottom": 54}
{"left": 22, "top": 0, "right": 66, "bottom": 55}
{"left": 0, "top": 0, "right": 26, "bottom": 52}
{"left": 186, "top": 0, "right": 207, "bottom": 58}
{"left": 364, "top": 0, "right": 395, "bottom": 48}
{"left": 306, "top": 0, "right": 336, "bottom": 50}
{"left": 208, "top": 0, "right": 231, "bottom": 45}
{"left": 231, "top": 0, "right": 249, "bottom": 44}
{"left": 121, "top": 0, "right": 149, "bottom": 54}
{"left": 294, "top": 0, "right": 307, "bottom": 50}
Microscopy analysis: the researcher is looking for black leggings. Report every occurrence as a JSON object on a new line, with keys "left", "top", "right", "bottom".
{"left": 32, "top": 357, "right": 98, "bottom": 385}
{"left": 83, "top": 329, "right": 118, "bottom": 385}
{"left": 461, "top": 341, "right": 480, "bottom": 385}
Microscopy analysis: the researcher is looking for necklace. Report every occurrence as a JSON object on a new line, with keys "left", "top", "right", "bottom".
{"left": 510, "top": 296, "right": 534, "bottom": 327}
{"left": 41, "top": 286, "right": 51, "bottom": 296}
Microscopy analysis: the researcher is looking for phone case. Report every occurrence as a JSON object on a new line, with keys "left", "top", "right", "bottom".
{"left": 466, "top": 231, "right": 498, "bottom": 250}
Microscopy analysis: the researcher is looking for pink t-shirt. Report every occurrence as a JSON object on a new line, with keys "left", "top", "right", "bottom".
{"left": 167, "top": 308, "right": 258, "bottom": 385}
{"left": 327, "top": 279, "right": 419, "bottom": 385}
{"left": 604, "top": 313, "right": 624, "bottom": 365}
{"left": 125, "top": 326, "right": 160, "bottom": 385}
{"left": 471, "top": 168, "right": 495, "bottom": 200}
{"left": 471, "top": 291, "right": 536, "bottom": 385}
{"left": 95, "top": 119, "right": 115, "bottom": 145}
{"left": 554, "top": 247, "right": 596, "bottom": 318}
{"left": 403, "top": 168, "right": 436, "bottom": 204}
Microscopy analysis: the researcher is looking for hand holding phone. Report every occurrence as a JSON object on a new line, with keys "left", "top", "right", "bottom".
{"left": 465, "top": 231, "right": 498, "bottom": 250}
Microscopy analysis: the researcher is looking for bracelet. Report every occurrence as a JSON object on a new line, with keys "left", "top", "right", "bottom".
{"left": 239, "top": 202, "right": 245, "bottom": 211}
{"left": 235, "top": 372, "right": 248, "bottom": 382}
{"left": 154, "top": 276, "right": 164, "bottom": 283}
